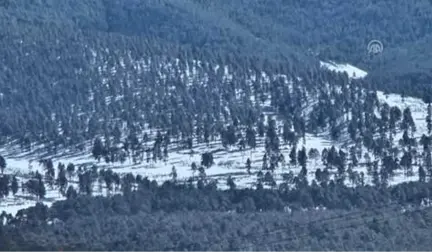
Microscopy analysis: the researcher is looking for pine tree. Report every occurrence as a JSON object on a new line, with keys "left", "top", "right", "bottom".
{"left": 37, "top": 178, "right": 46, "bottom": 199}
{"left": 92, "top": 137, "right": 105, "bottom": 162}
{"left": 0, "top": 156, "right": 6, "bottom": 174}
{"left": 246, "top": 158, "right": 252, "bottom": 174}
{"left": 282, "top": 120, "right": 291, "bottom": 143}
{"left": 198, "top": 166, "right": 206, "bottom": 181}
{"left": 262, "top": 154, "right": 268, "bottom": 170}
{"left": 400, "top": 151, "right": 413, "bottom": 177}
{"left": 308, "top": 148, "right": 319, "bottom": 167}
{"left": 66, "top": 186, "right": 77, "bottom": 199}
{"left": 44, "top": 159, "right": 55, "bottom": 189}
{"left": 227, "top": 176, "right": 236, "bottom": 190}
{"left": 257, "top": 118, "right": 265, "bottom": 138}
{"left": 427, "top": 103, "right": 432, "bottom": 135}
{"left": 299, "top": 165, "right": 308, "bottom": 180}
{"left": 372, "top": 161, "right": 380, "bottom": 187}
{"left": 419, "top": 165, "right": 426, "bottom": 182}
{"left": 389, "top": 106, "right": 402, "bottom": 132}
{"left": 171, "top": 166, "right": 177, "bottom": 182}
{"left": 66, "top": 163, "right": 75, "bottom": 180}
{"left": 321, "top": 148, "right": 329, "bottom": 166}
{"left": 349, "top": 147, "right": 358, "bottom": 167}
{"left": 11, "top": 176, "right": 18, "bottom": 195}
{"left": 245, "top": 127, "right": 256, "bottom": 149}
{"left": 401, "top": 107, "right": 415, "bottom": 134}
{"left": 0, "top": 175, "right": 9, "bottom": 197}
{"left": 424, "top": 149, "right": 432, "bottom": 178}
{"left": 57, "top": 165, "right": 68, "bottom": 194}
{"left": 201, "top": 152, "right": 214, "bottom": 168}
{"left": 297, "top": 147, "right": 307, "bottom": 169}
{"left": 289, "top": 146, "right": 297, "bottom": 167}
{"left": 191, "top": 162, "right": 198, "bottom": 176}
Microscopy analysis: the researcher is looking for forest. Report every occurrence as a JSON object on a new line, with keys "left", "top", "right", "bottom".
{"left": 2, "top": 174, "right": 432, "bottom": 250}
{"left": 1, "top": 0, "right": 432, "bottom": 250}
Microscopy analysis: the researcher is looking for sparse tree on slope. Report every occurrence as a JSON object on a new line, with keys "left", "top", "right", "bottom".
{"left": 171, "top": 166, "right": 177, "bottom": 182}
{"left": 0, "top": 175, "right": 9, "bottom": 198}
{"left": 66, "top": 163, "right": 75, "bottom": 180}
{"left": 0, "top": 156, "right": 6, "bottom": 174}
{"left": 298, "top": 146, "right": 307, "bottom": 169}
{"left": 92, "top": 137, "right": 105, "bottom": 162}
{"left": 66, "top": 185, "right": 77, "bottom": 199}
{"left": 201, "top": 152, "right": 214, "bottom": 168}
{"left": 419, "top": 165, "right": 426, "bottom": 182}
{"left": 289, "top": 146, "right": 297, "bottom": 167}
{"left": 226, "top": 176, "right": 236, "bottom": 190}
{"left": 245, "top": 126, "right": 257, "bottom": 150}
{"left": 427, "top": 103, "right": 432, "bottom": 135}
{"left": 246, "top": 158, "right": 252, "bottom": 174}
{"left": 11, "top": 176, "right": 18, "bottom": 195}
{"left": 57, "top": 165, "right": 68, "bottom": 194}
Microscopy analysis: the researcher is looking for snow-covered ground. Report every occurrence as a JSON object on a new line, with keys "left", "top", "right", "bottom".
{"left": 320, "top": 61, "right": 368, "bottom": 79}
{"left": 0, "top": 60, "right": 429, "bottom": 215}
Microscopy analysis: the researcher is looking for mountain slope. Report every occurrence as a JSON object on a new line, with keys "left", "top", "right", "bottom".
{"left": 1, "top": 60, "right": 430, "bottom": 216}
{"left": 1, "top": 0, "right": 432, "bottom": 217}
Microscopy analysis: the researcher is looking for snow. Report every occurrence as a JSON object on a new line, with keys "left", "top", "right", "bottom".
{"left": 320, "top": 61, "right": 368, "bottom": 79}
{"left": 0, "top": 60, "right": 429, "bottom": 215}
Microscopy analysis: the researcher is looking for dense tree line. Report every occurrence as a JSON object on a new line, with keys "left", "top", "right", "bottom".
{"left": 2, "top": 176, "right": 432, "bottom": 250}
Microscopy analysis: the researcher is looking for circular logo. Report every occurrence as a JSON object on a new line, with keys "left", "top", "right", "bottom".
{"left": 367, "top": 40, "right": 383, "bottom": 55}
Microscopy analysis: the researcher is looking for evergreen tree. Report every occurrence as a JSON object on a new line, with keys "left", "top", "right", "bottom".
{"left": 349, "top": 147, "right": 358, "bottom": 167}
{"left": 201, "top": 152, "right": 214, "bottom": 168}
{"left": 299, "top": 165, "right": 308, "bottom": 181}
{"left": 92, "top": 137, "right": 105, "bottom": 162}
{"left": 427, "top": 103, "right": 432, "bottom": 135}
{"left": 191, "top": 162, "right": 198, "bottom": 175}
{"left": 226, "top": 176, "right": 236, "bottom": 190}
{"left": 262, "top": 153, "right": 268, "bottom": 170}
{"left": 0, "top": 156, "right": 6, "bottom": 174}
{"left": 44, "top": 160, "right": 55, "bottom": 189}
{"left": 257, "top": 119, "right": 265, "bottom": 138}
{"left": 0, "top": 175, "right": 9, "bottom": 197}
{"left": 66, "top": 185, "right": 77, "bottom": 199}
{"left": 66, "top": 163, "right": 75, "bottom": 180}
{"left": 198, "top": 166, "right": 206, "bottom": 181}
{"left": 171, "top": 166, "right": 177, "bottom": 182}
{"left": 401, "top": 107, "right": 416, "bottom": 134}
{"left": 400, "top": 151, "right": 413, "bottom": 177}
{"left": 38, "top": 178, "right": 46, "bottom": 199}
{"left": 57, "top": 165, "right": 68, "bottom": 194}
{"left": 419, "top": 165, "right": 426, "bottom": 182}
{"left": 308, "top": 148, "right": 320, "bottom": 167}
{"left": 372, "top": 161, "right": 380, "bottom": 187}
{"left": 297, "top": 147, "right": 307, "bottom": 169}
{"left": 289, "top": 146, "right": 297, "bottom": 167}
{"left": 246, "top": 158, "right": 252, "bottom": 174}
{"left": 245, "top": 127, "right": 257, "bottom": 149}
{"left": 389, "top": 106, "right": 402, "bottom": 132}
{"left": 11, "top": 176, "right": 18, "bottom": 195}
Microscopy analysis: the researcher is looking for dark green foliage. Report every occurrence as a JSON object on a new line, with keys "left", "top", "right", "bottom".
{"left": 0, "top": 0, "right": 430, "bottom": 153}
{"left": 0, "top": 156, "right": 5, "bottom": 174}
{"left": 1, "top": 178, "right": 432, "bottom": 250}
{"left": 0, "top": 0, "right": 431, "bottom": 250}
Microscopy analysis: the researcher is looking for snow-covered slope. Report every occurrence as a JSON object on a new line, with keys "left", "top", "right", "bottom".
{"left": 320, "top": 61, "right": 368, "bottom": 79}
{"left": 0, "top": 60, "right": 429, "bottom": 215}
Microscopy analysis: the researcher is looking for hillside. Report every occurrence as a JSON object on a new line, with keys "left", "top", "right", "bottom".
{"left": 1, "top": 0, "right": 432, "bottom": 250}
{"left": 0, "top": 59, "right": 431, "bottom": 216}
{"left": 1, "top": 0, "right": 431, "bottom": 145}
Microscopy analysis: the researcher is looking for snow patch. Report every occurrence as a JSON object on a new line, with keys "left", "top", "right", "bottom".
{"left": 320, "top": 61, "right": 368, "bottom": 79}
